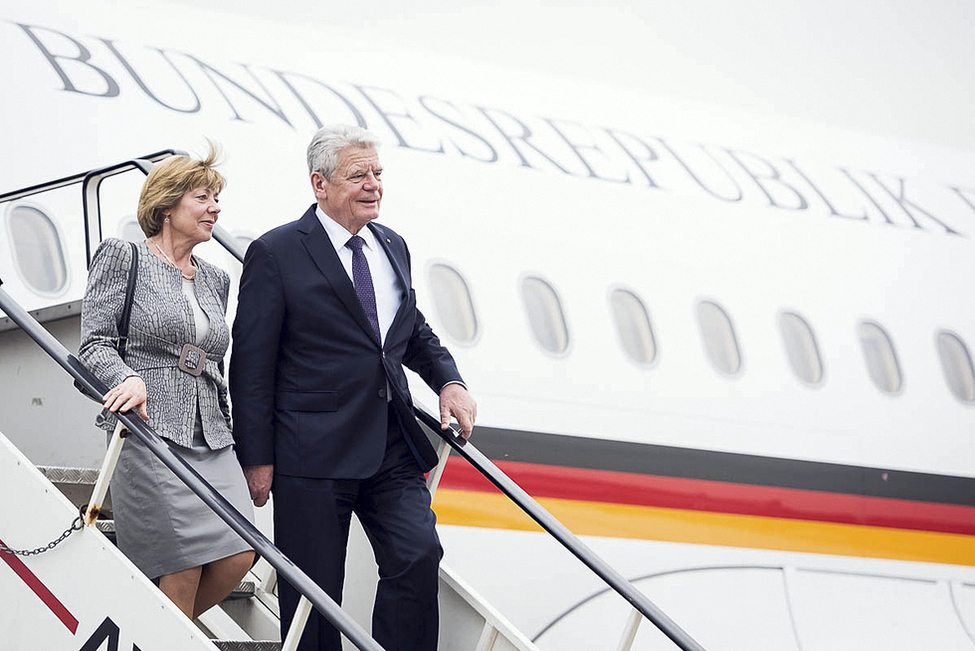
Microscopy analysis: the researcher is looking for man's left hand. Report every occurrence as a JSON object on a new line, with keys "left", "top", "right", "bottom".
{"left": 440, "top": 383, "right": 477, "bottom": 439}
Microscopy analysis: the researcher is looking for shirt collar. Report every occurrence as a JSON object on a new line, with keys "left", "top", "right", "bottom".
{"left": 316, "top": 205, "right": 379, "bottom": 253}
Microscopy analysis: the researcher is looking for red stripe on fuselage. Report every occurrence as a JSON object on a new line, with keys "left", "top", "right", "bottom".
{"left": 0, "top": 538, "right": 79, "bottom": 634}
{"left": 439, "top": 458, "right": 975, "bottom": 536}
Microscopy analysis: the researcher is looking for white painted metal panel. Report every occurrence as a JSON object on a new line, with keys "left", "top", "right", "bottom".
{"left": 789, "top": 570, "right": 975, "bottom": 651}
{"left": 0, "top": 431, "right": 218, "bottom": 650}
{"left": 535, "top": 566, "right": 799, "bottom": 651}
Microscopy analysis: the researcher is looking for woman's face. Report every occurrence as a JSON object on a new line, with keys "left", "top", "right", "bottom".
{"left": 165, "top": 186, "right": 220, "bottom": 246}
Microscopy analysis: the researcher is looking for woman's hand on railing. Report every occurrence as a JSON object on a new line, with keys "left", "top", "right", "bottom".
{"left": 103, "top": 375, "right": 149, "bottom": 421}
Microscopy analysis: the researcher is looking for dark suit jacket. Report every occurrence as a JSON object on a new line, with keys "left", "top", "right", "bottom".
{"left": 229, "top": 205, "right": 462, "bottom": 479}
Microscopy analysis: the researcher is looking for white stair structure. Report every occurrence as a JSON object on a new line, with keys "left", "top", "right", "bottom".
{"left": 0, "top": 431, "right": 219, "bottom": 650}
{"left": 1, "top": 427, "right": 540, "bottom": 650}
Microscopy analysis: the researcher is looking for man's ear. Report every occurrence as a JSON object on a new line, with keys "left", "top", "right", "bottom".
{"left": 310, "top": 171, "right": 328, "bottom": 200}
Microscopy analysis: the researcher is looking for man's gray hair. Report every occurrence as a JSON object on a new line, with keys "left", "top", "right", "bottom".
{"left": 307, "top": 125, "right": 381, "bottom": 180}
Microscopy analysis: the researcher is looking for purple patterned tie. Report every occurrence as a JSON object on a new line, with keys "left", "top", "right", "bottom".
{"left": 346, "top": 235, "right": 382, "bottom": 343}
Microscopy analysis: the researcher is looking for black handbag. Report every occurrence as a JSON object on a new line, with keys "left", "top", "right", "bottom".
{"left": 75, "top": 241, "right": 139, "bottom": 401}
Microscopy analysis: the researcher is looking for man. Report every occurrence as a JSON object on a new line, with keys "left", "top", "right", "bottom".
{"left": 229, "top": 124, "right": 476, "bottom": 651}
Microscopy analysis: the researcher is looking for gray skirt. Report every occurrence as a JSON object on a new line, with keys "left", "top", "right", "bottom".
{"left": 110, "top": 416, "right": 254, "bottom": 579}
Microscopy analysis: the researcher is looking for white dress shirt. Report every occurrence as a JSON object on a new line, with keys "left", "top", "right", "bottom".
{"left": 182, "top": 278, "right": 210, "bottom": 345}
{"left": 316, "top": 207, "right": 403, "bottom": 345}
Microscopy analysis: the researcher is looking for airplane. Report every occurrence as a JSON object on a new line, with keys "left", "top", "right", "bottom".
{"left": 1, "top": 1, "right": 974, "bottom": 649}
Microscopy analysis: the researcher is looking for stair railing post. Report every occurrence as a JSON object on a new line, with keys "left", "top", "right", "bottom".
{"left": 425, "top": 436, "right": 451, "bottom": 496}
{"left": 84, "top": 420, "right": 127, "bottom": 526}
{"left": 282, "top": 595, "right": 314, "bottom": 651}
{"left": 616, "top": 607, "right": 643, "bottom": 651}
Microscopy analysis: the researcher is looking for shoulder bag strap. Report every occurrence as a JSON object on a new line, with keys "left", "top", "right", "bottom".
{"left": 116, "top": 241, "right": 139, "bottom": 361}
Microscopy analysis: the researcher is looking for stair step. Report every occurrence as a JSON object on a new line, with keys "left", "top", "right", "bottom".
{"left": 38, "top": 465, "right": 100, "bottom": 486}
{"left": 212, "top": 641, "right": 281, "bottom": 651}
{"left": 37, "top": 465, "right": 113, "bottom": 515}
{"left": 227, "top": 580, "right": 256, "bottom": 600}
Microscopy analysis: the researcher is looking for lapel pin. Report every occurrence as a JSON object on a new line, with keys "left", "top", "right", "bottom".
{"left": 386, "top": 238, "right": 391, "bottom": 243}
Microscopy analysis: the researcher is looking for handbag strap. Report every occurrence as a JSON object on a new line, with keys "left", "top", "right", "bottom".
{"left": 116, "top": 241, "right": 139, "bottom": 361}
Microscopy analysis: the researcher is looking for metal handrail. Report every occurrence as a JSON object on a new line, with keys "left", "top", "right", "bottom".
{"left": 410, "top": 409, "right": 705, "bottom": 651}
{"left": 214, "top": 227, "right": 707, "bottom": 651}
{"left": 0, "top": 279, "right": 385, "bottom": 651}
{"left": 0, "top": 150, "right": 182, "bottom": 269}
{"left": 0, "top": 151, "right": 168, "bottom": 204}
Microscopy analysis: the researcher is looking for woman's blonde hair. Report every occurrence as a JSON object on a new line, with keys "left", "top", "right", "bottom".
{"left": 137, "top": 141, "right": 226, "bottom": 237}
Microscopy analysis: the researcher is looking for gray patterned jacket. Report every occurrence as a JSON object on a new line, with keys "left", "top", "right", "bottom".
{"left": 79, "top": 237, "right": 234, "bottom": 449}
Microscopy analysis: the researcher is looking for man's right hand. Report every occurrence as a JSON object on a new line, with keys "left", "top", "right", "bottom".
{"left": 243, "top": 464, "right": 274, "bottom": 507}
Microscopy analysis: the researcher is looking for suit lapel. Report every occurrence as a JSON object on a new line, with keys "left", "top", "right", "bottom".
{"left": 369, "top": 223, "right": 412, "bottom": 346}
{"left": 299, "top": 207, "right": 382, "bottom": 347}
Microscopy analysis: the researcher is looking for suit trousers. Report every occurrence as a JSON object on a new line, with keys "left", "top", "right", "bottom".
{"left": 273, "top": 408, "right": 443, "bottom": 651}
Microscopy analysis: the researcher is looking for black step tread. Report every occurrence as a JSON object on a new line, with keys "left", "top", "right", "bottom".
{"left": 212, "top": 642, "right": 281, "bottom": 651}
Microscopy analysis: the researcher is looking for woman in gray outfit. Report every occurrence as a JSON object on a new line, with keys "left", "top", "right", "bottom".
{"left": 79, "top": 145, "right": 254, "bottom": 619}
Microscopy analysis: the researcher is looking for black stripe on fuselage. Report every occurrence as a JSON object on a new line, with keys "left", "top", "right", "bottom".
{"left": 466, "top": 426, "right": 975, "bottom": 507}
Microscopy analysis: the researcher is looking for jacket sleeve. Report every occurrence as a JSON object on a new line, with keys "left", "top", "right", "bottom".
{"left": 403, "top": 304, "right": 463, "bottom": 393}
{"left": 78, "top": 238, "right": 139, "bottom": 389}
{"left": 229, "top": 238, "right": 285, "bottom": 467}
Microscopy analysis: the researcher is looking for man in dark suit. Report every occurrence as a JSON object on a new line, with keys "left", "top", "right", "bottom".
{"left": 229, "top": 124, "right": 476, "bottom": 651}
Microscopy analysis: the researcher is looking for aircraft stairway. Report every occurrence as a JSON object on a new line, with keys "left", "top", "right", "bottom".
{"left": 7, "top": 460, "right": 539, "bottom": 651}
{"left": 33, "top": 463, "right": 282, "bottom": 650}
{"left": 29, "top": 456, "right": 538, "bottom": 651}
{"left": 0, "top": 153, "right": 708, "bottom": 651}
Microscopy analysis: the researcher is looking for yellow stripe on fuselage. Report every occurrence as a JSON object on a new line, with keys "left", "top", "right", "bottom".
{"left": 432, "top": 488, "right": 975, "bottom": 567}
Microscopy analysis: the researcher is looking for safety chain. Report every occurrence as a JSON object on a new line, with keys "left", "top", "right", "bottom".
{"left": 0, "top": 511, "right": 85, "bottom": 557}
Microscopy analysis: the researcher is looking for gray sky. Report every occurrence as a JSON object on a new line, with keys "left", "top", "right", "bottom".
{"left": 174, "top": 0, "right": 975, "bottom": 152}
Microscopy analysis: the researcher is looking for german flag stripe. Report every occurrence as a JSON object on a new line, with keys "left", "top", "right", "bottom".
{"left": 430, "top": 427, "right": 975, "bottom": 566}
{"left": 439, "top": 459, "right": 975, "bottom": 536}
{"left": 431, "top": 489, "right": 975, "bottom": 567}
{"left": 467, "top": 427, "right": 975, "bottom": 506}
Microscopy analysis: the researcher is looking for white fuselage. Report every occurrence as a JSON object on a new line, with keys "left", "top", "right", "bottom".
{"left": 1, "top": 2, "right": 974, "bottom": 650}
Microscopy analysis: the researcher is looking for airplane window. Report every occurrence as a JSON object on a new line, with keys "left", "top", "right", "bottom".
{"left": 779, "top": 311, "right": 823, "bottom": 385}
{"left": 118, "top": 217, "right": 145, "bottom": 242}
{"left": 696, "top": 300, "right": 741, "bottom": 375}
{"left": 936, "top": 331, "right": 975, "bottom": 403}
{"left": 858, "top": 321, "right": 902, "bottom": 394}
{"left": 7, "top": 203, "right": 68, "bottom": 295}
{"left": 427, "top": 263, "right": 478, "bottom": 344}
{"left": 521, "top": 276, "right": 569, "bottom": 354}
{"left": 610, "top": 288, "right": 656, "bottom": 365}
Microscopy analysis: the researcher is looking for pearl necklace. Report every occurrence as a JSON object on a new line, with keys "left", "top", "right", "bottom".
{"left": 149, "top": 239, "right": 196, "bottom": 281}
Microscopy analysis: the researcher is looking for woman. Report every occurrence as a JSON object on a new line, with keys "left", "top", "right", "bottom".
{"left": 79, "top": 144, "right": 254, "bottom": 619}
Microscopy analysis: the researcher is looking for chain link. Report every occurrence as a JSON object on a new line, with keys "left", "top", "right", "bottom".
{"left": 0, "top": 514, "right": 85, "bottom": 557}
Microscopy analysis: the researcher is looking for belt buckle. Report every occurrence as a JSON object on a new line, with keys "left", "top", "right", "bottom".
{"left": 178, "top": 343, "right": 206, "bottom": 377}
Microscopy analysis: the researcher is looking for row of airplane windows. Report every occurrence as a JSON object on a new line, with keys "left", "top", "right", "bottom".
{"left": 6, "top": 203, "right": 975, "bottom": 406}
{"left": 424, "top": 263, "right": 975, "bottom": 405}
